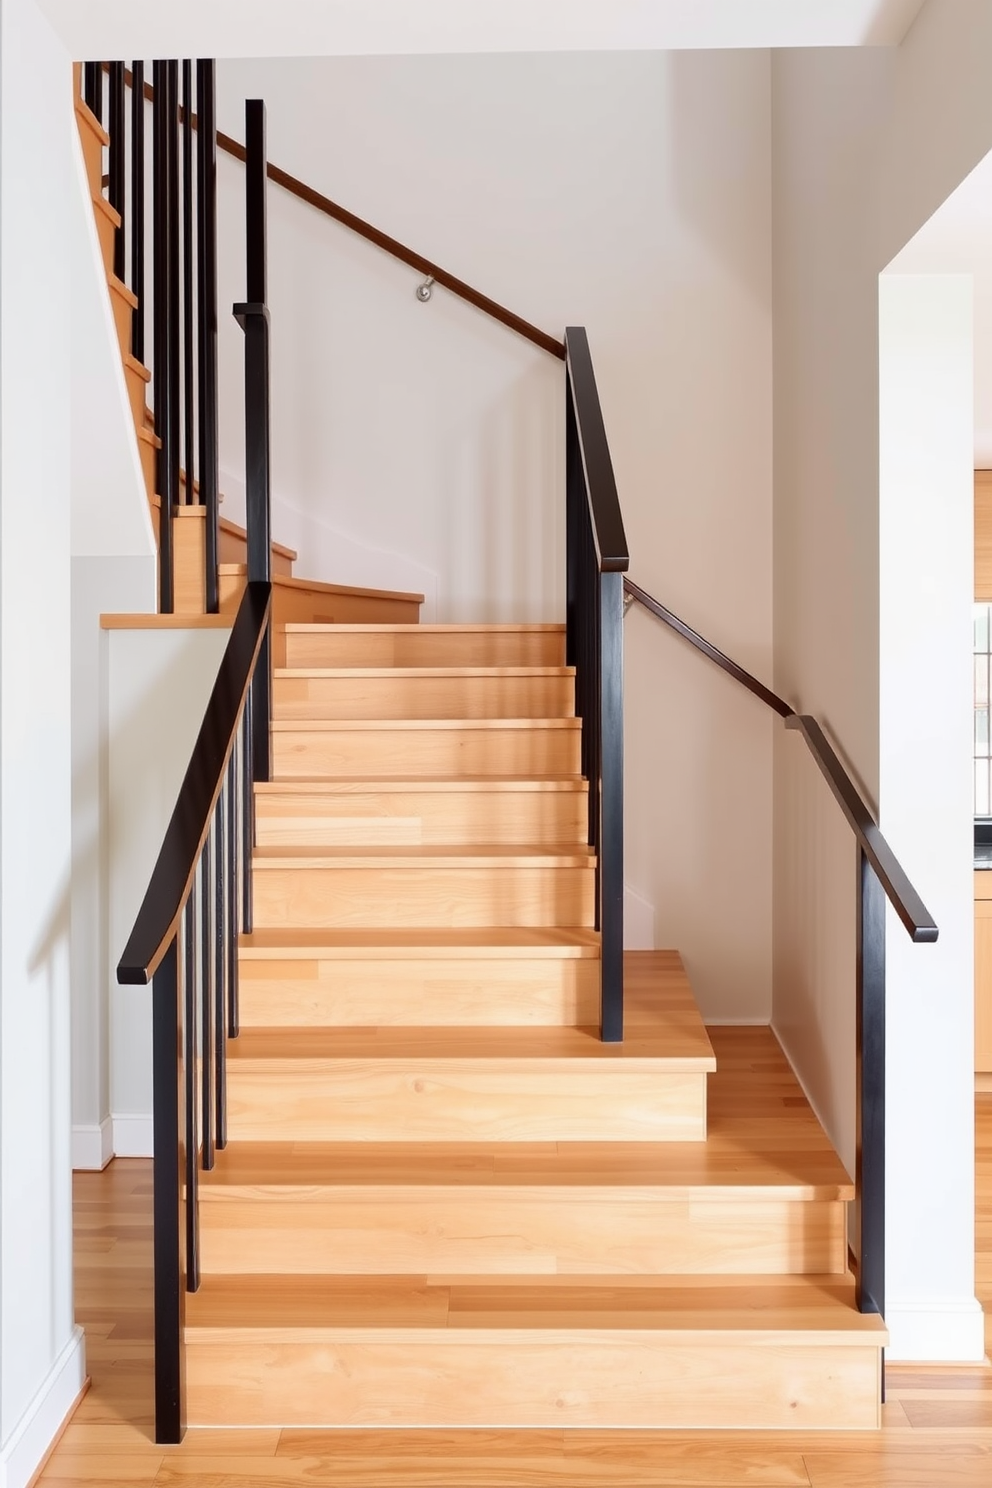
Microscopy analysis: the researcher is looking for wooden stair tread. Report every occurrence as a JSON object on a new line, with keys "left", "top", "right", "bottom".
{"left": 221, "top": 564, "right": 424, "bottom": 605}
{"left": 253, "top": 844, "right": 595, "bottom": 868}
{"left": 274, "top": 666, "right": 576, "bottom": 679}
{"left": 184, "top": 1272, "right": 885, "bottom": 1341}
{"left": 74, "top": 96, "right": 109, "bottom": 143}
{"left": 283, "top": 624, "right": 565, "bottom": 634}
{"left": 255, "top": 777, "right": 588, "bottom": 794}
{"left": 219, "top": 515, "right": 297, "bottom": 562}
{"left": 125, "top": 352, "right": 151, "bottom": 382}
{"left": 107, "top": 272, "right": 138, "bottom": 308}
{"left": 239, "top": 927, "right": 601, "bottom": 957}
{"left": 271, "top": 717, "right": 581, "bottom": 733}
{"left": 92, "top": 193, "right": 120, "bottom": 228}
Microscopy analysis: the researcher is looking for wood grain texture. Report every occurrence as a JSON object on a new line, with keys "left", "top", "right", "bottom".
{"left": 272, "top": 668, "right": 576, "bottom": 721}
{"left": 172, "top": 506, "right": 207, "bottom": 615}
{"left": 39, "top": 1087, "right": 992, "bottom": 1483}
{"left": 219, "top": 569, "right": 423, "bottom": 626}
{"left": 284, "top": 624, "right": 565, "bottom": 670}
{"left": 271, "top": 718, "right": 582, "bottom": 779}
{"left": 253, "top": 778, "right": 589, "bottom": 848}
{"left": 977, "top": 470, "right": 992, "bottom": 601}
{"left": 108, "top": 272, "right": 138, "bottom": 360}
{"left": 249, "top": 851, "right": 596, "bottom": 930}
{"left": 977, "top": 897, "right": 992, "bottom": 1073}
{"left": 124, "top": 353, "right": 151, "bottom": 432}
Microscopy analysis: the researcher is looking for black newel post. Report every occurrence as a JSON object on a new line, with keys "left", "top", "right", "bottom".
{"left": 857, "top": 848, "right": 886, "bottom": 1391}
{"left": 131, "top": 61, "right": 146, "bottom": 362}
{"left": 234, "top": 99, "right": 272, "bottom": 785}
{"left": 197, "top": 60, "right": 221, "bottom": 613}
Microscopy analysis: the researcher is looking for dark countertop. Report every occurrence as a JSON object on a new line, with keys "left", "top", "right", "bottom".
{"left": 977, "top": 823, "right": 992, "bottom": 868}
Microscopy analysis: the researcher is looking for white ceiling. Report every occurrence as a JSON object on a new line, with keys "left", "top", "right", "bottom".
{"left": 39, "top": 0, "right": 928, "bottom": 61}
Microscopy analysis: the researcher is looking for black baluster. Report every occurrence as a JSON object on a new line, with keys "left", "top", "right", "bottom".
{"left": 152, "top": 936, "right": 185, "bottom": 1443}
{"left": 214, "top": 791, "right": 228, "bottom": 1146}
{"left": 182, "top": 60, "right": 195, "bottom": 508}
{"left": 108, "top": 63, "right": 126, "bottom": 282}
{"left": 131, "top": 62, "right": 146, "bottom": 363}
{"left": 200, "top": 834, "right": 216, "bottom": 1171}
{"left": 197, "top": 60, "right": 220, "bottom": 612}
{"left": 84, "top": 62, "right": 103, "bottom": 122}
{"left": 183, "top": 888, "right": 199, "bottom": 1294}
{"left": 858, "top": 849, "right": 886, "bottom": 1395}
{"left": 227, "top": 750, "right": 240, "bottom": 1036}
{"left": 242, "top": 694, "right": 254, "bottom": 934}
{"left": 153, "top": 60, "right": 179, "bottom": 611}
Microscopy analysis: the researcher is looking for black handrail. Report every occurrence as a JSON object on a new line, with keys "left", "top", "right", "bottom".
{"left": 625, "top": 570, "right": 937, "bottom": 1356}
{"left": 564, "top": 327, "right": 628, "bottom": 1042}
{"left": 118, "top": 583, "right": 271, "bottom": 984}
{"left": 117, "top": 580, "right": 270, "bottom": 1445}
{"left": 624, "top": 578, "right": 793, "bottom": 719}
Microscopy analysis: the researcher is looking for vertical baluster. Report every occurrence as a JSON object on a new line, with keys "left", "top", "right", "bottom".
{"left": 214, "top": 790, "right": 228, "bottom": 1146}
{"left": 84, "top": 63, "right": 103, "bottom": 123}
{"left": 153, "top": 60, "right": 179, "bottom": 611}
{"left": 242, "top": 692, "right": 255, "bottom": 934}
{"left": 200, "top": 834, "right": 216, "bottom": 1171}
{"left": 227, "top": 750, "right": 241, "bottom": 1037}
{"left": 183, "top": 886, "right": 200, "bottom": 1293}
{"left": 108, "top": 63, "right": 126, "bottom": 282}
{"left": 182, "top": 60, "right": 195, "bottom": 507}
{"left": 151, "top": 936, "right": 185, "bottom": 1443}
{"left": 197, "top": 60, "right": 221, "bottom": 612}
{"left": 131, "top": 62, "right": 146, "bottom": 363}
{"left": 857, "top": 849, "right": 886, "bottom": 1397}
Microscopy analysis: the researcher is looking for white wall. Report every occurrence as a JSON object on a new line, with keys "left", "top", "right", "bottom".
{"left": 772, "top": 0, "right": 992, "bottom": 1360}
{"left": 212, "top": 50, "right": 775, "bottom": 1021}
{"left": 68, "top": 83, "right": 157, "bottom": 1171}
{"left": 0, "top": 2, "right": 86, "bottom": 1483}
{"left": 878, "top": 273, "right": 980, "bottom": 1359}
{"left": 106, "top": 625, "right": 231, "bottom": 1151}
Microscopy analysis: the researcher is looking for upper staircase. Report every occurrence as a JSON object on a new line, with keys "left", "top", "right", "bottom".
{"left": 181, "top": 618, "right": 884, "bottom": 1431}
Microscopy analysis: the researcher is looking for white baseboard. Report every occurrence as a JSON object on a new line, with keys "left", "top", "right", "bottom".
{"left": 112, "top": 1113, "right": 153, "bottom": 1158}
{"left": 0, "top": 1326, "right": 86, "bottom": 1488}
{"left": 885, "top": 1297, "right": 987, "bottom": 1362}
{"left": 72, "top": 1118, "right": 113, "bottom": 1171}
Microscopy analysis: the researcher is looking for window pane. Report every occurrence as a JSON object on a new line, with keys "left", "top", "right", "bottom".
{"left": 977, "top": 655, "right": 989, "bottom": 708}
{"left": 977, "top": 708, "right": 990, "bottom": 756}
{"left": 977, "top": 761, "right": 990, "bottom": 818}
{"left": 977, "top": 606, "right": 990, "bottom": 654}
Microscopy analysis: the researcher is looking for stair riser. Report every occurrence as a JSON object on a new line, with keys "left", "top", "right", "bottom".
{"left": 109, "top": 280, "right": 133, "bottom": 361}
{"left": 185, "top": 1337, "right": 880, "bottom": 1429}
{"left": 220, "top": 572, "right": 416, "bottom": 626}
{"left": 198, "top": 1193, "right": 848, "bottom": 1276}
{"left": 250, "top": 865, "right": 596, "bottom": 930}
{"left": 284, "top": 631, "right": 566, "bottom": 670}
{"left": 254, "top": 788, "right": 588, "bottom": 847}
{"left": 124, "top": 360, "right": 148, "bottom": 432}
{"left": 237, "top": 956, "right": 601, "bottom": 1026}
{"left": 271, "top": 726, "right": 582, "bottom": 779}
{"left": 94, "top": 206, "right": 115, "bottom": 276}
{"left": 225, "top": 1067, "right": 707, "bottom": 1143}
{"left": 272, "top": 674, "right": 575, "bottom": 721}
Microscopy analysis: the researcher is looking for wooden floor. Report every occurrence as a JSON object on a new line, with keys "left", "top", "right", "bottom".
{"left": 38, "top": 1091, "right": 992, "bottom": 1484}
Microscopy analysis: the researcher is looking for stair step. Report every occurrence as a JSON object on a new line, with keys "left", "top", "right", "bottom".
{"left": 222, "top": 569, "right": 423, "bottom": 627}
{"left": 250, "top": 844, "right": 596, "bottom": 931}
{"left": 270, "top": 718, "right": 582, "bottom": 780}
{"left": 272, "top": 666, "right": 576, "bottom": 721}
{"left": 283, "top": 624, "right": 566, "bottom": 670}
{"left": 225, "top": 970, "right": 714, "bottom": 1144}
{"left": 254, "top": 777, "right": 589, "bottom": 848}
{"left": 183, "top": 1273, "right": 885, "bottom": 1429}
{"left": 238, "top": 927, "right": 601, "bottom": 1026}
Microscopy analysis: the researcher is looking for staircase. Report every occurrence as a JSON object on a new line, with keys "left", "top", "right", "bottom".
{"left": 179, "top": 618, "right": 886, "bottom": 1431}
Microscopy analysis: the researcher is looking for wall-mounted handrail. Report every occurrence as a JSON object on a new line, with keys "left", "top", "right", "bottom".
{"left": 114, "top": 65, "right": 564, "bottom": 363}
{"left": 565, "top": 327, "right": 628, "bottom": 1042}
{"left": 624, "top": 577, "right": 794, "bottom": 719}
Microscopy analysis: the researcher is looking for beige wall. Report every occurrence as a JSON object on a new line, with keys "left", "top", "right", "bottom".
{"left": 771, "top": 0, "right": 992, "bottom": 1359}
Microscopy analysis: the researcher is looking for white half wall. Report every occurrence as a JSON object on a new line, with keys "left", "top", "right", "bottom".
{"left": 0, "top": 0, "right": 87, "bottom": 1481}
{"left": 879, "top": 273, "right": 983, "bottom": 1361}
{"left": 106, "top": 625, "right": 231, "bottom": 1146}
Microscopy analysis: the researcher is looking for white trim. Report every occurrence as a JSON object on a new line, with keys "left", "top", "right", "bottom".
{"left": 0, "top": 1327, "right": 86, "bottom": 1488}
{"left": 885, "top": 1298, "right": 987, "bottom": 1362}
{"left": 112, "top": 1113, "right": 153, "bottom": 1158}
{"left": 71, "top": 1118, "right": 113, "bottom": 1171}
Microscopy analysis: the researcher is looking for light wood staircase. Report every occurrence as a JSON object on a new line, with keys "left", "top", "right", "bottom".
{"left": 73, "top": 84, "right": 422, "bottom": 627}
{"left": 181, "top": 618, "right": 886, "bottom": 1431}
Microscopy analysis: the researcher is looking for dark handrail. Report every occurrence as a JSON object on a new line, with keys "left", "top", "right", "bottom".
{"left": 625, "top": 575, "right": 937, "bottom": 942}
{"left": 786, "top": 716, "right": 938, "bottom": 944}
{"left": 117, "top": 581, "right": 271, "bottom": 984}
{"left": 624, "top": 577, "right": 793, "bottom": 719}
{"left": 565, "top": 328, "right": 629, "bottom": 571}
{"left": 115, "top": 66, "right": 564, "bottom": 362}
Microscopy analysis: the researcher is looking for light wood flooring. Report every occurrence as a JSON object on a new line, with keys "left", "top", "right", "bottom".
{"left": 38, "top": 1087, "right": 992, "bottom": 1485}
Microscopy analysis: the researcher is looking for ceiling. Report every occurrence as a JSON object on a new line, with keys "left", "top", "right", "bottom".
{"left": 40, "top": 0, "right": 928, "bottom": 61}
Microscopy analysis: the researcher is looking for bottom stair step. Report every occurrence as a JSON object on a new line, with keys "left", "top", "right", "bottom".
{"left": 184, "top": 1273, "right": 886, "bottom": 1430}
